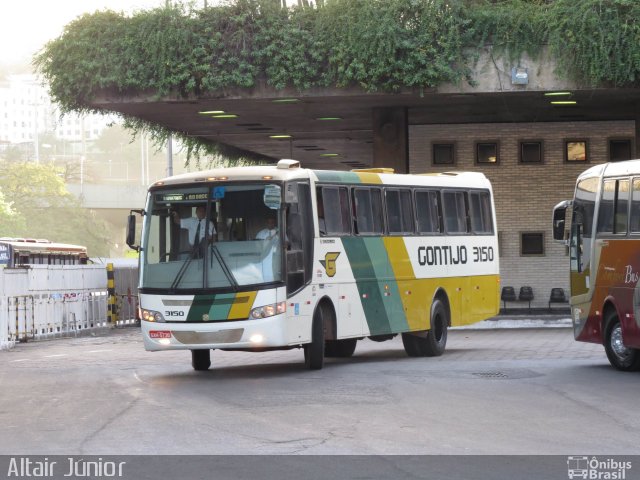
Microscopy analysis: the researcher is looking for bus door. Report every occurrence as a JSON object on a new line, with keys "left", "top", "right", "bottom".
{"left": 284, "top": 182, "right": 313, "bottom": 295}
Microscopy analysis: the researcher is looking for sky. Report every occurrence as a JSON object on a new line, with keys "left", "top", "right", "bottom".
{"left": 0, "top": 1, "right": 185, "bottom": 66}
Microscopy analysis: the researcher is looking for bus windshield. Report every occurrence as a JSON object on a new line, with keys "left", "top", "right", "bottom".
{"left": 140, "top": 183, "right": 283, "bottom": 291}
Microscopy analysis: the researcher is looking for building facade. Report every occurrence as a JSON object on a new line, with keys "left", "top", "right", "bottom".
{"left": 0, "top": 74, "right": 112, "bottom": 156}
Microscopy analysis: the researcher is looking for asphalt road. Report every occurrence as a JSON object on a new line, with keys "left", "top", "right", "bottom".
{"left": 0, "top": 325, "right": 638, "bottom": 460}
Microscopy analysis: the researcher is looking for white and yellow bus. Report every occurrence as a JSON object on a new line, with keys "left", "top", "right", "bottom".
{"left": 127, "top": 159, "right": 500, "bottom": 371}
{"left": 0, "top": 238, "right": 88, "bottom": 267}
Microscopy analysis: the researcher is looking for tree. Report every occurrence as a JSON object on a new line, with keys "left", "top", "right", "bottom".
{"left": 0, "top": 189, "right": 25, "bottom": 236}
{"left": 0, "top": 161, "right": 111, "bottom": 256}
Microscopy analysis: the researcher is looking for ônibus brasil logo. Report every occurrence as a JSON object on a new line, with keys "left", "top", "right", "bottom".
{"left": 567, "top": 456, "right": 632, "bottom": 480}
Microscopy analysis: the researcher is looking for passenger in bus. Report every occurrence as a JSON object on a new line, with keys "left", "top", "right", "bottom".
{"left": 171, "top": 206, "right": 216, "bottom": 253}
{"left": 255, "top": 215, "right": 278, "bottom": 240}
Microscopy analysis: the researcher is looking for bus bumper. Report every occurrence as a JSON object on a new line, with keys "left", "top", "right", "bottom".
{"left": 141, "top": 315, "right": 296, "bottom": 351}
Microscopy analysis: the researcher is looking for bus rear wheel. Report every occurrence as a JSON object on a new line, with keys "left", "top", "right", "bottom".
{"left": 325, "top": 338, "right": 357, "bottom": 358}
{"left": 604, "top": 314, "right": 640, "bottom": 371}
{"left": 304, "top": 306, "right": 325, "bottom": 370}
{"left": 191, "top": 349, "right": 211, "bottom": 371}
{"left": 402, "top": 299, "right": 448, "bottom": 357}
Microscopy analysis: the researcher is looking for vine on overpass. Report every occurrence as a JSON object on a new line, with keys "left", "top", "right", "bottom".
{"left": 34, "top": 0, "right": 640, "bottom": 163}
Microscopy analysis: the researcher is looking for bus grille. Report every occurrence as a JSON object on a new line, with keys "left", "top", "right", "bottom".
{"left": 172, "top": 328, "right": 244, "bottom": 344}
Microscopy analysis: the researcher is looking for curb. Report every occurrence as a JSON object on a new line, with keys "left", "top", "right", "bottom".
{"left": 453, "top": 317, "right": 572, "bottom": 330}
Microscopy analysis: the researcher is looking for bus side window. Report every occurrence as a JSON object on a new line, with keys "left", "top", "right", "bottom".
{"left": 386, "top": 189, "right": 414, "bottom": 235}
{"left": 615, "top": 179, "right": 629, "bottom": 234}
{"left": 631, "top": 178, "right": 640, "bottom": 233}
{"left": 415, "top": 190, "right": 441, "bottom": 234}
{"left": 442, "top": 190, "right": 468, "bottom": 234}
{"left": 353, "top": 188, "right": 383, "bottom": 235}
{"left": 597, "top": 179, "right": 629, "bottom": 235}
{"left": 319, "top": 186, "right": 350, "bottom": 236}
{"left": 469, "top": 190, "right": 494, "bottom": 234}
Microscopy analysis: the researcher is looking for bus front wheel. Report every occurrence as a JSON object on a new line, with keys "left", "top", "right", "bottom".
{"left": 304, "top": 307, "right": 325, "bottom": 370}
{"left": 402, "top": 299, "right": 448, "bottom": 357}
{"left": 604, "top": 313, "right": 640, "bottom": 371}
{"left": 191, "top": 349, "right": 211, "bottom": 371}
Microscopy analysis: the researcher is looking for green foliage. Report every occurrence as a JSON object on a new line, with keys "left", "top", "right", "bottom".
{"left": 470, "top": 0, "right": 549, "bottom": 61}
{"left": 0, "top": 162, "right": 111, "bottom": 256}
{"left": 546, "top": 0, "right": 640, "bottom": 86}
{"left": 34, "top": 0, "right": 640, "bottom": 156}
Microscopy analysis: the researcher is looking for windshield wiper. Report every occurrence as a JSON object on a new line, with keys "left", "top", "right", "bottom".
{"left": 210, "top": 244, "right": 238, "bottom": 291}
{"left": 169, "top": 246, "right": 200, "bottom": 291}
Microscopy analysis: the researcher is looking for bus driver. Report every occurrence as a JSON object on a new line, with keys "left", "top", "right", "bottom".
{"left": 171, "top": 205, "right": 216, "bottom": 251}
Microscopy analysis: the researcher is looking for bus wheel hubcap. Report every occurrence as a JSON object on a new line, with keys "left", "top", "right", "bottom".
{"left": 611, "top": 325, "right": 631, "bottom": 361}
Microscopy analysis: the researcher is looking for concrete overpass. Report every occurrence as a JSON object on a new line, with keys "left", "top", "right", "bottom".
{"left": 90, "top": 50, "right": 640, "bottom": 174}
{"left": 66, "top": 184, "right": 147, "bottom": 210}
{"left": 66, "top": 183, "right": 147, "bottom": 235}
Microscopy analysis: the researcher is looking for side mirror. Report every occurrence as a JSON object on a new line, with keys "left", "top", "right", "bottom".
{"left": 126, "top": 209, "right": 144, "bottom": 251}
{"left": 552, "top": 200, "right": 571, "bottom": 243}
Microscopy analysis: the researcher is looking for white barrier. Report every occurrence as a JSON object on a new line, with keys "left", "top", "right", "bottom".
{"left": 0, "top": 265, "right": 108, "bottom": 350}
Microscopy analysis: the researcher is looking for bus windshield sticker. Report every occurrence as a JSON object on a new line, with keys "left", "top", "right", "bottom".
{"left": 263, "top": 184, "right": 281, "bottom": 209}
{"left": 213, "top": 187, "right": 226, "bottom": 200}
{"left": 285, "top": 183, "right": 298, "bottom": 203}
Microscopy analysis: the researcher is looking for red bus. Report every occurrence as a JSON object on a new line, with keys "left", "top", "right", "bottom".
{"left": 553, "top": 159, "right": 640, "bottom": 371}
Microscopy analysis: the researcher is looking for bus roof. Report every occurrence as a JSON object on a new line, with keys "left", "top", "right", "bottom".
{"left": 150, "top": 159, "right": 492, "bottom": 190}
{"left": 578, "top": 158, "right": 640, "bottom": 181}
{"left": 0, "top": 238, "right": 87, "bottom": 254}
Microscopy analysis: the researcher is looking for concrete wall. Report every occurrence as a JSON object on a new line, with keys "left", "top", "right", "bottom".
{"left": 409, "top": 120, "right": 636, "bottom": 309}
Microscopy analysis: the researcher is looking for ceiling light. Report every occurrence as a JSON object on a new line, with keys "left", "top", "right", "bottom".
{"left": 316, "top": 117, "right": 342, "bottom": 121}
{"left": 269, "top": 135, "right": 292, "bottom": 139}
{"left": 271, "top": 98, "right": 300, "bottom": 104}
{"left": 198, "top": 110, "right": 225, "bottom": 115}
{"left": 320, "top": 153, "right": 339, "bottom": 157}
{"left": 211, "top": 114, "right": 238, "bottom": 119}
{"left": 544, "top": 92, "right": 572, "bottom": 97}
{"left": 550, "top": 101, "right": 577, "bottom": 105}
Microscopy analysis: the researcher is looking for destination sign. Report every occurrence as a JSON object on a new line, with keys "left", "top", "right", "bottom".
{"left": 157, "top": 192, "right": 208, "bottom": 202}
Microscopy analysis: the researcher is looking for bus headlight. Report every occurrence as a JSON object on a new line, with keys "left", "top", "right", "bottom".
{"left": 250, "top": 302, "right": 286, "bottom": 319}
{"left": 140, "top": 308, "right": 165, "bottom": 322}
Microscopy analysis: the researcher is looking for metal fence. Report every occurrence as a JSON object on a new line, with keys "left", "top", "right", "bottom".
{"left": 0, "top": 265, "right": 109, "bottom": 349}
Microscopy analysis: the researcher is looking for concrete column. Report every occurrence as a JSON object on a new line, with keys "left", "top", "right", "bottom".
{"left": 372, "top": 107, "right": 409, "bottom": 173}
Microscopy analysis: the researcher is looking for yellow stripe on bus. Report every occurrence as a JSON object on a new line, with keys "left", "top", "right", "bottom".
{"left": 227, "top": 291, "right": 258, "bottom": 319}
{"left": 354, "top": 172, "right": 383, "bottom": 184}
